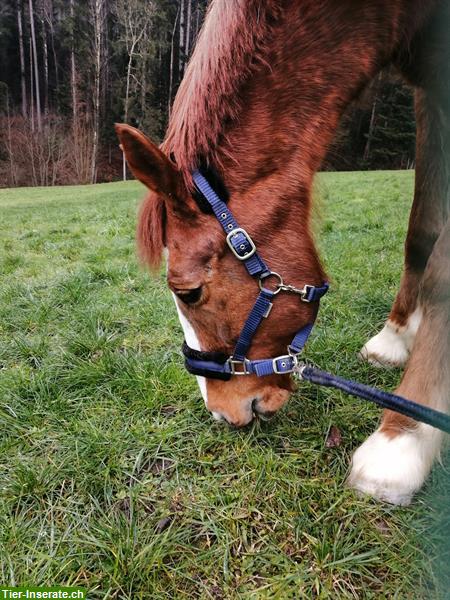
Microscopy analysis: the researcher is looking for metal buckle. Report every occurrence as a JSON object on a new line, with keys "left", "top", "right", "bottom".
{"left": 301, "top": 284, "right": 314, "bottom": 302}
{"left": 226, "top": 228, "right": 257, "bottom": 260}
{"left": 272, "top": 354, "right": 297, "bottom": 374}
{"left": 227, "top": 357, "right": 252, "bottom": 375}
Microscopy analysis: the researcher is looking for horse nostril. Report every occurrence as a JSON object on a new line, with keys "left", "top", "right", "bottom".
{"left": 253, "top": 398, "right": 276, "bottom": 420}
{"left": 174, "top": 286, "right": 203, "bottom": 304}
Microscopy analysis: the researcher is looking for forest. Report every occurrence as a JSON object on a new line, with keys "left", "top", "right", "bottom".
{"left": 0, "top": 0, "right": 417, "bottom": 188}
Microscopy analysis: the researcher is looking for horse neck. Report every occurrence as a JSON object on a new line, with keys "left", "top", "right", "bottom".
{"left": 204, "top": 0, "right": 430, "bottom": 284}
{"left": 215, "top": 0, "right": 433, "bottom": 197}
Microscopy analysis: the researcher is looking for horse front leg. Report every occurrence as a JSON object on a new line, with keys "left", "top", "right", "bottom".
{"left": 348, "top": 218, "right": 450, "bottom": 505}
{"left": 360, "top": 89, "right": 448, "bottom": 367}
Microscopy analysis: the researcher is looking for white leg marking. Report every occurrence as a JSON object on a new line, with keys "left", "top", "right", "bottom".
{"left": 347, "top": 422, "right": 442, "bottom": 506}
{"left": 359, "top": 307, "right": 422, "bottom": 367}
{"left": 171, "top": 294, "right": 208, "bottom": 404}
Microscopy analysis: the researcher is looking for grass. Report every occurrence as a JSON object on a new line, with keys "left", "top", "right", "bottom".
{"left": 0, "top": 172, "right": 448, "bottom": 598}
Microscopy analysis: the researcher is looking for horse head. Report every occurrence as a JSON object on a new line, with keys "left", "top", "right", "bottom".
{"left": 116, "top": 124, "right": 326, "bottom": 427}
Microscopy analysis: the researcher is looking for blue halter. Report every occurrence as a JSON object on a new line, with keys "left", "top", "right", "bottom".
{"left": 181, "top": 170, "right": 450, "bottom": 435}
{"left": 182, "top": 170, "right": 329, "bottom": 380}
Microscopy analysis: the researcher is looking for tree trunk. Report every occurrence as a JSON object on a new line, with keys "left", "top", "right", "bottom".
{"left": 178, "top": 0, "right": 185, "bottom": 76}
{"left": 101, "top": 12, "right": 109, "bottom": 126}
{"left": 195, "top": 0, "right": 201, "bottom": 38}
{"left": 5, "top": 91, "right": 17, "bottom": 186}
{"left": 168, "top": 8, "right": 179, "bottom": 116}
{"left": 90, "top": 0, "right": 104, "bottom": 184}
{"left": 17, "top": 0, "right": 27, "bottom": 118}
{"left": 185, "top": 0, "right": 191, "bottom": 60}
{"left": 70, "top": 0, "right": 77, "bottom": 125}
{"left": 141, "top": 51, "right": 147, "bottom": 119}
{"left": 29, "top": 0, "right": 42, "bottom": 131}
{"left": 363, "top": 75, "right": 382, "bottom": 163}
{"left": 46, "top": 0, "right": 60, "bottom": 111}
{"left": 123, "top": 42, "right": 136, "bottom": 181}
{"left": 40, "top": 6, "right": 49, "bottom": 115}
{"left": 29, "top": 38, "right": 35, "bottom": 131}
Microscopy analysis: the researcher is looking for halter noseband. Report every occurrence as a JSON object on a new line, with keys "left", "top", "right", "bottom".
{"left": 182, "top": 170, "right": 329, "bottom": 380}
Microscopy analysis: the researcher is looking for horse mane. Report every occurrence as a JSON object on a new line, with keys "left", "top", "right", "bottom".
{"left": 161, "top": 0, "right": 281, "bottom": 183}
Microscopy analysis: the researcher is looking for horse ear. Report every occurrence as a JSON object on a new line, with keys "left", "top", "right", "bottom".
{"left": 115, "top": 124, "right": 181, "bottom": 198}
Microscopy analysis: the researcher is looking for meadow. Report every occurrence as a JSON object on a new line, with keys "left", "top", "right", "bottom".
{"left": 0, "top": 172, "right": 448, "bottom": 599}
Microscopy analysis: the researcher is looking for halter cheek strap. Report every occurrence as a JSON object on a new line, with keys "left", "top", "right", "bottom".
{"left": 182, "top": 170, "right": 329, "bottom": 378}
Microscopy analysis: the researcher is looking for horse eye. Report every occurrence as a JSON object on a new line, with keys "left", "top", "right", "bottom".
{"left": 175, "top": 287, "right": 203, "bottom": 305}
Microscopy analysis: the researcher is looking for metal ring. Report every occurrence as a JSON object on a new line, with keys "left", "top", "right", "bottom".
{"left": 258, "top": 271, "right": 283, "bottom": 295}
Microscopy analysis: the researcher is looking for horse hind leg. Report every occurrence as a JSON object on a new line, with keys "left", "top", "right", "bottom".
{"left": 360, "top": 88, "right": 449, "bottom": 367}
{"left": 348, "top": 218, "right": 450, "bottom": 505}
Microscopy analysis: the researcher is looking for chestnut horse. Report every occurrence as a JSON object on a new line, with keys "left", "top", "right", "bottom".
{"left": 116, "top": 0, "right": 450, "bottom": 505}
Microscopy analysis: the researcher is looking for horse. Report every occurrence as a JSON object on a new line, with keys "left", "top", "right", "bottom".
{"left": 116, "top": 0, "right": 450, "bottom": 506}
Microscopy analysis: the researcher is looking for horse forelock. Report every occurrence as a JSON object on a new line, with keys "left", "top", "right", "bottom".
{"left": 161, "top": 0, "right": 282, "bottom": 185}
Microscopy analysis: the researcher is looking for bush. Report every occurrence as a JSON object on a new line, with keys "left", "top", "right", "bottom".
{"left": 0, "top": 113, "right": 99, "bottom": 187}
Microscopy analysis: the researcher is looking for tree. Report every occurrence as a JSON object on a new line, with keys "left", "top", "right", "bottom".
{"left": 2, "top": 0, "right": 416, "bottom": 187}
{"left": 324, "top": 68, "right": 416, "bottom": 171}
{"left": 168, "top": 5, "right": 179, "bottom": 116}
{"left": 113, "top": 0, "right": 155, "bottom": 180}
{"left": 178, "top": 0, "right": 185, "bottom": 76}
{"left": 29, "top": 0, "right": 42, "bottom": 131}
{"left": 89, "top": 0, "right": 107, "bottom": 183}
{"left": 42, "top": 0, "right": 59, "bottom": 111}
{"left": 363, "top": 73, "right": 382, "bottom": 164}
{"left": 16, "top": 0, "right": 27, "bottom": 117}
{"left": 369, "top": 79, "right": 416, "bottom": 169}
{"left": 0, "top": 0, "right": 183, "bottom": 185}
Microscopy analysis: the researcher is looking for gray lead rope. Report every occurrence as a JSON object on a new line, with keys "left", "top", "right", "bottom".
{"left": 297, "top": 365, "right": 450, "bottom": 434}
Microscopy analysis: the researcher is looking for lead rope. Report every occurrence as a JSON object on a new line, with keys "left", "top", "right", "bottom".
{"left": 295, "top": 364, "right": 450, "bottom": 434}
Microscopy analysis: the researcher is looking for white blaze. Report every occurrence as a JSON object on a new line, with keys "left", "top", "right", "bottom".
{"left": 172, "top": 294, "right": 208, "bottom": 404}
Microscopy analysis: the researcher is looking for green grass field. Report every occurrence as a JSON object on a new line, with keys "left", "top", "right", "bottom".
{"left": 0, "top": 172, "right": 447, "bottom": 598}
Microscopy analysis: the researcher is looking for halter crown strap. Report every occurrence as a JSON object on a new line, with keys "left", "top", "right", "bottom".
{"left": 192, "top": 171, "right": 269, "bottom": 277}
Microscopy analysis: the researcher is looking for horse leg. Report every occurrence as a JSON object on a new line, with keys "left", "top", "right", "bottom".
{"left": 348, "top": 218, "right": 450, "bottom": 505}
{"left": 360, "top": 89, "right": 449, "bottom": 367}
